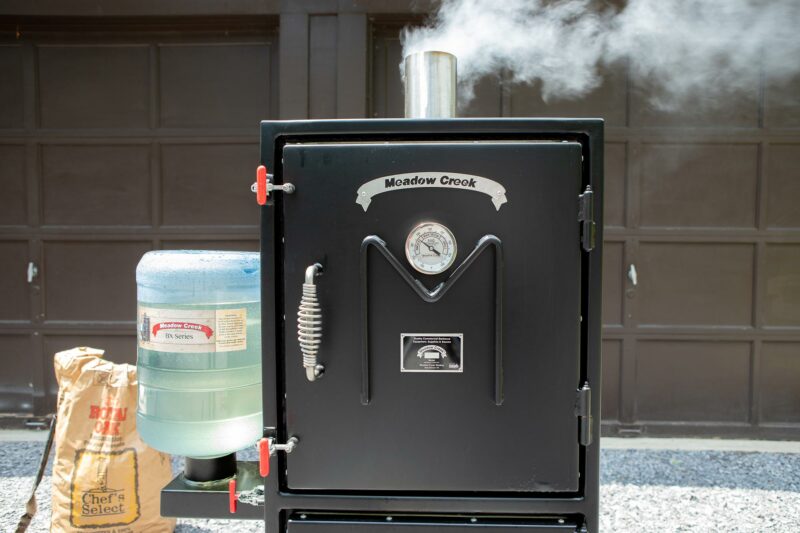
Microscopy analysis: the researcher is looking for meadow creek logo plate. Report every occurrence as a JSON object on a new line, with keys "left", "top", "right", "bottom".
{"left": 356, "top": 172, "right": 508, "bottom": 211}
{"left": 401, "top": 334, "right": 463, "bottom": 373}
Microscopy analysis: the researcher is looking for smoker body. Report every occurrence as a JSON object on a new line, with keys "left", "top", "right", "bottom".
{"left": 162, "top": 117, "right": 603, "bottom": 532}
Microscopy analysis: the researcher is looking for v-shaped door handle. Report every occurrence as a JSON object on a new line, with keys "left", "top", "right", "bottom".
{"left": 359, "top": 234, "right": 504, "bottom": 406}
{"left": 361, "top": 234, "right": 502, "bottom": 303}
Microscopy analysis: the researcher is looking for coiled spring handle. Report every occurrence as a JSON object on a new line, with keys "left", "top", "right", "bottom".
{"left": 298, "top": 263, "right": 324, "bottom": 381}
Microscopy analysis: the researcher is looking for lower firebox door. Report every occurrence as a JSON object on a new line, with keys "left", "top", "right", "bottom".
{"left": 285, "top": 514, "right": 580, "bottom": 532}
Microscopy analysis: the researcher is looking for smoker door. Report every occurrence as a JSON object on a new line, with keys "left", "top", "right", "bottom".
{"left": 280, "top": 141, "right": 583, "bottom": 492}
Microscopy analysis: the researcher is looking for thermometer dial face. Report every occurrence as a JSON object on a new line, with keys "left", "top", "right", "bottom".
{"left": 405, "top": 222, "right": 457, "bottom": 275}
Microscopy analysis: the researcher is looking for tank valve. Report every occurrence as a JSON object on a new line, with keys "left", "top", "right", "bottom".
{"left": 228, "top": 478, "right": 238, "bottom": 513}
{"left": 228, "top": 477, "right": 266, "bottom": 513}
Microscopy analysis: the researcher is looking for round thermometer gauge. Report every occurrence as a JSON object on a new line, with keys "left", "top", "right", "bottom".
{"left": 405, "top": 222, "right": 457, "bottom": 275}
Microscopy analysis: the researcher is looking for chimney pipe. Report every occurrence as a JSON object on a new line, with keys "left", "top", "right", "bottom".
{"left": 403, "top": 51, "right": 457, "bottom": 119}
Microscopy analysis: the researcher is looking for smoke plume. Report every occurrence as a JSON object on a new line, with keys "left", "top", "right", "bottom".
{"left": 401, "top": 0, "right": 800, "bottom": 109}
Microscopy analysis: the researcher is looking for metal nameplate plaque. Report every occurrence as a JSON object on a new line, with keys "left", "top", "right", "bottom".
{"left": 401, "top": 334, "right": 463, "bottom": 373}
{"left": 356, "top": 172, "right": 508, "bottom": 211}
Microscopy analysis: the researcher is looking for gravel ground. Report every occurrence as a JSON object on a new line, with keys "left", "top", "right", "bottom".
{"left": 2, "top": 440, "right": 799, "bottom": 532}
{"left": 599, "top": 449, "right": 800, "bottom": 531}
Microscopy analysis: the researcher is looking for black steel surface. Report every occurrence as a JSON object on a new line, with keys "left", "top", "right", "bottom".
{"left": 161, "top": 461, "right": 263, "bottom": 520}
{"left": 281, "top": 141, "right": 582, "bottom": 493}
{"left": 286, "top": 513, "right": 580, "bottom": 532}
{"left": 360, "top": 234, "right": 504, "bottom": 405}
{"left": 254, "top": 118, "right": 603, "bottom": 532}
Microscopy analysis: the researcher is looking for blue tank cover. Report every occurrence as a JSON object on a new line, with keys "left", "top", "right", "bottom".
{"left": 137, "top": 250, "right": 260, "bottom": 304}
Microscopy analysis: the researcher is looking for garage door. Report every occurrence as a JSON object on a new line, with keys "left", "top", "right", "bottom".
{"left": 0, "top": 19, "right": 275, "bottom": 416}
{"left": 371, "top": 21, "right": 800, "bottom": 438}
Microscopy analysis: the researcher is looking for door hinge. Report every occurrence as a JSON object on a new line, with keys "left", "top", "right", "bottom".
{"left": 578, "top": 186, "right": 596, "bottom": 252}
{"left": 574, "top": 382, "right": 593, "bottom": 446}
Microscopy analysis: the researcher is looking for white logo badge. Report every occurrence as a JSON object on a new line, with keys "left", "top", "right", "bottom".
{"left": 356, "top": 172, "right": 508, "bottom": 211}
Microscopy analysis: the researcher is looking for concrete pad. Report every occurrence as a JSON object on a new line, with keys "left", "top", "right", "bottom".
{"left": 602, "top": 437, "right": 800, "bottom": 454}
{"left": 0, "top": 430, "right": 50, "bottom": 442}
{"left": 3, "top": 429, "right": 799, "bottom": 454}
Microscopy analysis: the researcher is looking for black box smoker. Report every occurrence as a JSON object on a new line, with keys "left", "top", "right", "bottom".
{"left": 161, "top": 51, "right": 603, "bottom": 532}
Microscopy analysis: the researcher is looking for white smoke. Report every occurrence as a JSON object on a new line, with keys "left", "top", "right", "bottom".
{"left": 401, "top": 0, "right": 800, "bottom": 109}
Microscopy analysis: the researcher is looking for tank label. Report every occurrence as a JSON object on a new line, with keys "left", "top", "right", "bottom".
{"left": 137, "top": 306, "right": 247, "bottom": 353}
{"left": 401, "top": 334, "right": 463, "bottom": 373}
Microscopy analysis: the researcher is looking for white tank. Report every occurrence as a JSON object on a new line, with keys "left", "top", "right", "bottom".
{"left": 135, "top": 250, "right": 261, "bottom": 459}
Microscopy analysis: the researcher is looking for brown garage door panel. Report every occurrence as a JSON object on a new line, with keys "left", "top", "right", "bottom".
{"left": 763, "top": 244, "right": 800, "bottom": 327}
{"left": 604, "top": 142, "right": 626, "bottom": 228}
{"left": 42, "top": 334, "right": 137, "bottom": 412}
{"left": 0, "top": 241, "right": 31, "bottom": 321}
{"left": 38, "top": 45, "right": 150, "bottom": 129}
{"left": 639, "top": 143, "right": 759, "bottom": 228}
{"left": 308, "top": 15, "right": 337, "bottom": 119}
{"left": 635, "top": 340, "right": 751, "bottom": 423}
{"left": 637, "top": 242, "right": 754, "bottom": 327}
{"left": 159, "top": 43, "right": 272, "bottom": 128}
{"left": 766, "top": 145, "right": 800, "bottom": 228}
{"left": 0, "top": 45, "right": 25, "bottom": 129}
{"left": 602, "top": 242, "right": 624, "bottom": 327}
{"left": 760, "top": 342, "right": 800, "bottom": 424}
{"left": 0, "top": 335, "right": 35, "bottom": 414}
{"left": 457, "top": 77, "right": 503, "bottom": 118}
{"left": 0, "top": 19, "right": 276, "bottom": 417}
{"left": 509, "top": 65, "right": 628, "bottom": 127}
{"left": 765, "top": 74, "right": 800, "bottom": 129}
{"left": 630, "top": 81, "right": 760, "bottom": 128}
{"left": 161, "top": 143, "right": 260, "bottom": 226}
{"left": 0, "top": 145, "right": 27, "bottom": 226}
{"left": 162, "top": 240, "right": 258, "bottom": 252}
{"left": 42, "top": 144, "right": 151, "bottom": 226}
{"left": 371, "top": 29, "right": 404, "bottom": 118}
{"left": 43, "top": 241, "right": 151, "bottom": 322}
{"left": 602, "top": 339, "right": 621, "bottom": 422}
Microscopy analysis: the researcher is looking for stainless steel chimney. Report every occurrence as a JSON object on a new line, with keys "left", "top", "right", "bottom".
{"left": 403, "top": 51, "right": 457, "bottom": 119}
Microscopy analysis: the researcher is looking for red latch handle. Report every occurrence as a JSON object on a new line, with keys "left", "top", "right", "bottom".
{"left": 228, "top": 477, "right": 237, "bottom": 513}
{"left": 256, "top": 165, "right": 268, "bottom": 205}
{"left": 258, "top": 438, "right": 271, "bottom": 477}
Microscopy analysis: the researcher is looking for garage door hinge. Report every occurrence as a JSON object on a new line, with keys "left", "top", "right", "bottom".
{"left": 574, "top": 382, "right": 593, "bottom": 446}
{"left": 577, "top": 186, "right": 596, "bottom": 252}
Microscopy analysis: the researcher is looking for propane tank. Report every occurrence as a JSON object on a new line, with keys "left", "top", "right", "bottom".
{"left": 135, "top": 250, "right": 261, "bottom": 468}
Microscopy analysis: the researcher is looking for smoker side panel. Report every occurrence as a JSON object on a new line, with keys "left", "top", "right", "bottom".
{"left": 280, "top": 141, "right": 583, "bottom": 493}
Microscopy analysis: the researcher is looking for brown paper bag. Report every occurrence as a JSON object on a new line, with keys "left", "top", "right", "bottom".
{"left": 51, "top": 347, "right": 175, "bottom": 533}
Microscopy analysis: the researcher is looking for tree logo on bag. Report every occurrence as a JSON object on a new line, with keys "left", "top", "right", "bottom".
{"left": 80, "top": 464, "right": 125, "bottom": 518}
{"left": 70, "top": 448, "right": 140, "bottom": 528}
